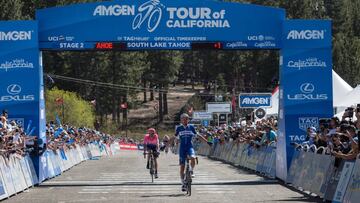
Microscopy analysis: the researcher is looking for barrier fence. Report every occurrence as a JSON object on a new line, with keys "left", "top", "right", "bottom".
{"left": 196, "top": 141, "right": 360, "bottom": 203}
{"left": 0, "top": 142, "right": 118, "bottom": 200}
{"left": 197, "top": 141, "right": 276, "bottom": 178}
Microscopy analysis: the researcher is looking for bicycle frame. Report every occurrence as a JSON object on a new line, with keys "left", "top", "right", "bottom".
{"left": 183, "top": 156, "right": 198, "bottom": 196}
{"left": 145, "top": 151, "right": 156, "bottom": 182}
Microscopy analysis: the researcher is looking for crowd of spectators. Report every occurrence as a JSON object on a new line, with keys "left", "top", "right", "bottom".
{"left": 301, "top": 107, "right": 360, "bottom": 160}
{"left": 195, "top": 107, "right": 360, "bottom": 161}
{"left": 197, "top": 116, "right": 278, "bottom": 148}
{"left": 0, "top": 110, "right": 114, "bottom": 160}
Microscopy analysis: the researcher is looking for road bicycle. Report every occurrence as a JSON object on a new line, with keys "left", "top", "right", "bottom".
{"left": 145, "top": 151, "right": 156, "bottom": 183}
{"left": 183, "top": 156, "right": 198, "bottom": 196}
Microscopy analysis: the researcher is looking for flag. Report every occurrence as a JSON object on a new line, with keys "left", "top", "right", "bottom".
{"left": 90, "top": 99, "right": 96, "bottom": 106}
{"left": 231, "top": 95, "right": 236, "bottom": 111}
{"left": 47, "top": 74, "right": 55, "bottom": 84}
{"left": 26, "top": 120, "right": 32, "bottom": 135}
{"left": 28, "top": 127, "right": 36, "bottom": 136}
{"left": 60, "top": 149, "right": 67, "bottom": 160}
{"left": 54, "top": 127, "right": 63, "bottom": 138}
{"left": 120, "top": 103, "right": 128, "bottom": 109}
{"left": 55, "top": 97, "right": 64, "bottom": 105}
{"left": 55, "top": 113, "right": 62, "bottom": 126}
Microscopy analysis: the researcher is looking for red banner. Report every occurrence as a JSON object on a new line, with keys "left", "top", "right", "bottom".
{"left": 119, "top": 142, "right": 138, "bottom": 150}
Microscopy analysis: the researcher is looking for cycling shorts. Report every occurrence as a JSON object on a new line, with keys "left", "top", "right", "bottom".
{"left": 179, "top": 147, "right": 195, "bottom": 165}
{"left": 146, "top": 144, "right": 159, "bottom": 158}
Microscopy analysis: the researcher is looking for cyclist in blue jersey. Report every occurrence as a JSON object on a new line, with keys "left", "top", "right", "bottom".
{"left": 172, "top": 113, "right": 208, "bottom": 191}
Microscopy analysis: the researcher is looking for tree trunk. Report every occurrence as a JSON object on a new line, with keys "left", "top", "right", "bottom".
{"left": 112, "top": 96, "right": 116, "bottom": 122}
{"left": 163, "top": 86, "right": 168, "bottom": 115}
{"left": 143, "top": 79, "right": 147, "bottom": 103}
{"left": 117, "top": 98, "right": 121, "bottom": 126}
{"left": 122, "top": 95, "right": 128, "bottom": 130}
{"left": 158, "top": 87, "right": 163, "bottom": 122}
{"left": 150, "top": 83, "right": 154, "bottom": 101}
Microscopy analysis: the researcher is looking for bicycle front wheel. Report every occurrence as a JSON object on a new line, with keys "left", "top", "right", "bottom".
{"left": 187, "top": 181, "right": 191, "bottom": 196}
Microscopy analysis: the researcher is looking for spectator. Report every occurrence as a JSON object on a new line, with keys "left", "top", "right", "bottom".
{"left": 333, "top": 137, "right": 359, "bottom": 160}
{"left": 260, "top": 124, "right": 277, "bottom": 145}
{"left": 0, "top": 110, "right": 114, "bottom": 161}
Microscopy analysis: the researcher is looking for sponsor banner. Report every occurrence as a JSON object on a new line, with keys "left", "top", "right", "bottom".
{"left": 36, "top": 0, "right": 285, "bottom": 50}
{"left": 305, "top": 153, "right": 334, "bottom": 196}
{"left": 206, "top": 102, "right": 231, "bottom": 113}
{"left": 277, "top": 20, "right": 332, "bottom": 181}
{"left": 239, "top": 93, "right": 272, "bottom": 108}
{"left": 323, "top": 161, "right": 349, "bottom": 201}
{"left": 201, "top": 120, "right": 209, "bottom": 127}
{"left": 0, "top": 21, "right": 45, "bottom": 181}
{"left": 0, "top": 166, "right": 7, "bottom": 200}
{"left": 193, "top": 111, "right": 212, "bottom": 120}
{"left": 343, "top": 158, "right": 360, "bottom": 203}
{"left": 283, "top": 20, "right": 332, "bottom": 49}
{"left": 119, "top": 143, "right": 138, "bottom": 150}
{"left": 333, "top": 161, "right": 355, "bottom": 203}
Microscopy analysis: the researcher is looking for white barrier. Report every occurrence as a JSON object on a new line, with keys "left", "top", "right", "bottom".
{"left": 196, "top": 141, "right": 277, "bottom": 179}
{"left": 0, "top": 143, "right": 118, "bottom": 200}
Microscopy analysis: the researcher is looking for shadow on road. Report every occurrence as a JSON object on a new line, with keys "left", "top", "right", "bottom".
{"left": 268, "top": 196, "right": 322, "bottom": 203}
{"left": 140, "top": 194, "right": 185, "bottom": 198}
{"left": 39, "top": 179, "right": 279, "bottom": 187}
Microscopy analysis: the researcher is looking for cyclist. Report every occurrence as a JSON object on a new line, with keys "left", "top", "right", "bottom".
{"left": 143, "top": 128, "right": 160, "bottom": 178}
{"left": 172, "top": 113, "right": 208, "bottom": 191}
{"left": 162, "top": 134, "right": 170, "bottom": 153}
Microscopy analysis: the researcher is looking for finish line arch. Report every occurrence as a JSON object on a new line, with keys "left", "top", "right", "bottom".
{"left": 0, "top": 0, "right": 333, "bottom": 181}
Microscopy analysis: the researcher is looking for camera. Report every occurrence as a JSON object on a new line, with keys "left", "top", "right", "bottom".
{"left": 345, "top": 107, "right": 354, "bottom": 118}
{"left": 356, "top": 104, "right": 360, "bottom": 113}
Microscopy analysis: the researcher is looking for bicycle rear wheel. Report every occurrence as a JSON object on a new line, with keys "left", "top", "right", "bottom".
{"left": 150, "top": 157, "right": 154, "bottom": 183}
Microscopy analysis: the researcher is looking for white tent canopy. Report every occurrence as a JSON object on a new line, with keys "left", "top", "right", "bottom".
{"left": 337, "top": 85, "right": 360, "bottom": 107}
{"left": 266, "top": 86, "right": 279, "bottom": 116}
{"left": 333, "top": 70, "right": 353, "bottom": 107}
{"left": 266, "top": 70, "right": 353, "bottom": 116}
{"left": 334, "top": 109, "right": 357, "bottom": 120}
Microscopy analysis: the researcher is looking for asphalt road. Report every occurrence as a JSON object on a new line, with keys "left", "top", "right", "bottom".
{"left": 4, "top": 151, "right": 320, "bottom": 203}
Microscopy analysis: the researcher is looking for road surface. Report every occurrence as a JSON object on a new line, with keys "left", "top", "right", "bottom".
{"left": 5, "top": 151, "right": 320, "bottom": 203}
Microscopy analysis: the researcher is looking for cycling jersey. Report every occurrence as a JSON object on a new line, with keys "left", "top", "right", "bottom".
{"left": 144, "top": 133, "right": 159, "bottom": 157}
{"left": 144, "top": 133, "right": 159, "bottom": 146}
{"left": 175, "top": 124, "right": 197, "bottom": 165}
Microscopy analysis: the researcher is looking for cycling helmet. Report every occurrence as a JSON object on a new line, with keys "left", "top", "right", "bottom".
{"left": 148, "top": 128, "right": 156, "bottom": 134}
{"left": 180, "top": 113, "right": 190, "bottom": 119}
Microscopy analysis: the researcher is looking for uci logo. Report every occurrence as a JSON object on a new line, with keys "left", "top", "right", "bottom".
{"left": 132, "top": 0, "right": 164, "bottom": 32}
{"left": 300, "top": 83, "right": 315, "bottom": 94}
{"left": 7, "top": 84, "right": 22, "bottom": 95}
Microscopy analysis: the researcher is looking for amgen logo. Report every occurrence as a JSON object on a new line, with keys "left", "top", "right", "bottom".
{"left": 0, "top": 31, "right": 32, "bottom": 41}
{"left": 287, "top": 30, "right": 325, "bottom": 40}
{"left": 241, "top": 98, "right": 270, "bottom": 105}
{"left": 93, "top": 5, "right": 135, "bottom": 16}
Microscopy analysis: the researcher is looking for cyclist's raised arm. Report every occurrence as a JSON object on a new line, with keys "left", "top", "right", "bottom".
{"left": 191, "top": 125, "right": 207, "bottom": 143}
{"left": 143, "top": 135, "right": 147, "bottom": 155}
{"left": 196, "top": 132, "right": 208, "bottom": 143}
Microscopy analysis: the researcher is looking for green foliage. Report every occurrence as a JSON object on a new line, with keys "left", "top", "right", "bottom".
{"left": 45, "top": 88, "right": 95, "bottom": 128}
